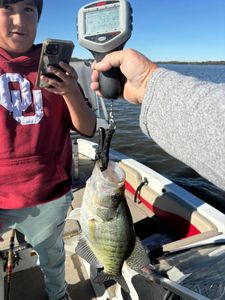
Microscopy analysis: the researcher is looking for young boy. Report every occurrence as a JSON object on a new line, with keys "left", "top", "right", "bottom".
{"left": 0, "top": 1, "right": 96, "bottom": 299}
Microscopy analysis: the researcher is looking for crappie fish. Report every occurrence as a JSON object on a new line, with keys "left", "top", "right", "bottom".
{"left": 75, "top": 160, "right": 151, "bottom": 293}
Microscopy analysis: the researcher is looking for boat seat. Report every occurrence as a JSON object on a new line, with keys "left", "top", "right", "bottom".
{"left": 72, "top": 61, "right": 96, "bottom": 109}
{"left": 120, "top": 162, "right": 218, "bottom": 240}
{"left": 71, "top": 61, "right": 108, "bottom": 130}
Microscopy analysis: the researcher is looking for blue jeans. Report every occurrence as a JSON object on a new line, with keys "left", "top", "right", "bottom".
{"left": 0, "top": 191, "right": 73, "bottom": 300}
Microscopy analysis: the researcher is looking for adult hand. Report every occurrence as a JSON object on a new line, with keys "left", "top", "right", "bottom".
{"left": 91, "top": 49, "right": 157, "bottom": 104}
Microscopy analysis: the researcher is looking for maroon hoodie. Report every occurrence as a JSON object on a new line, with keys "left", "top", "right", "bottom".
{"left": 0, "top": 45, "right": 75, "bottom": 209}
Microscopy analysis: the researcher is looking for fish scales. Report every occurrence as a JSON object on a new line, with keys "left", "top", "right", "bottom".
{"left": 90, "top": 201, "right": 135, "bottom": 275}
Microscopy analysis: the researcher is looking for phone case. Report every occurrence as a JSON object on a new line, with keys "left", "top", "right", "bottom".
{"left": 36, "top": 39, "right": 74, "bottom": 88}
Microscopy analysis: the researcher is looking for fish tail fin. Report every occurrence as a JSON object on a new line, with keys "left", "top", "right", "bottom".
{"left": 93, "top": 271, "right": 130, "bottom": 293}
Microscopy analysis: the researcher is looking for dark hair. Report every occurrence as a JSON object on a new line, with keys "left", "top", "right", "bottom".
{"left": 0, "top": 0, "right": 43, "bottom": 20}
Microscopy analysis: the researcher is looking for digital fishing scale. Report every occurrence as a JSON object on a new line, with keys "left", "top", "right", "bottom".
{"left": 77, "top": 0, "right": 133, "bottom": 99}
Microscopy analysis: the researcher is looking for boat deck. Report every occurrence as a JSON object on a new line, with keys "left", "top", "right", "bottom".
{"left": 0, "top": 152, "right": 162, "bottom": 300}
{"left": 1, "top": 150, "right": 208, "bottom": 300}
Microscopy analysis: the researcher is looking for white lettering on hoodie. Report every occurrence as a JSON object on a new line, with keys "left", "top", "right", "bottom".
{"left": 0, "top": 73, "right": 43, "bottom": 125}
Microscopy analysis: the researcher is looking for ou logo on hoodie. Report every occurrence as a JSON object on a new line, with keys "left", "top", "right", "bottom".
{"left": 0, "top": 73, "right": 44, "bottom": 125}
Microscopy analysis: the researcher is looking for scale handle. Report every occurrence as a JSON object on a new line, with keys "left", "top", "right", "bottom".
{"left": 94, "top": 51, "right": 125, "bottom": 99}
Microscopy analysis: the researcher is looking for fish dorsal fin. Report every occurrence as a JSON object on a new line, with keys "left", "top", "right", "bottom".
{"left": 126, "top": 237, "right": 150, "bottom": 271}
{"left": 75, "top": 237, "right": 103, "bottom": 268}
{"left": 94, "top": 270, "right": 130, "bottom": 294}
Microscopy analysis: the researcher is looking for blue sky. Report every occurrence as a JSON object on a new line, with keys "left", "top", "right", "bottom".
{"left": 35, "top": 0, "right": 225, "bottom": 62}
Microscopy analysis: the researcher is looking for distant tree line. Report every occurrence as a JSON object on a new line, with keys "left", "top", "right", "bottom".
{"left": 71, "top": 57, "right": 93, "bottom": 62}
{"left": 156, "top": 61, "right": 225, "bottom": 65}
{"left": 71, "top": 57, "right": 225, "bottom": 65}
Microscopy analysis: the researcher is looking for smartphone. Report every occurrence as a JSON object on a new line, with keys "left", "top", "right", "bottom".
{"left": 36, "top": 38, "right": 74, "bottom": 88}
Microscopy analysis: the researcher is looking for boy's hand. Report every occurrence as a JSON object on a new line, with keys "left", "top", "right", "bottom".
{"left": 41, "top": 61, "right": 78, "bottom": 95}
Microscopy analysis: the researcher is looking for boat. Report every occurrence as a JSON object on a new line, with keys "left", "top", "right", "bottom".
{"left": 1, "top": 61, "right": 225, "bottom": 300}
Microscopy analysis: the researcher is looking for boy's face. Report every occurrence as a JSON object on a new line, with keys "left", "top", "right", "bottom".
{"left": 0, "top": 0, "right": 38, "bottom": 57}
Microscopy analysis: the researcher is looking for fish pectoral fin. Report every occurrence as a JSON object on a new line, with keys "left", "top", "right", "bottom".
{"left": 75, "top": 237, "right": 103, "bottom": 268}
{"left": 93, "top": 270, "right": 130, "bottom": 294}
{"left": 126, "top": 237, "right": 151, "bottom": 272}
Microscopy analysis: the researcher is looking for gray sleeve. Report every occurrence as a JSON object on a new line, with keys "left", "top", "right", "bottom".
{"left": 140, "top": 67, "right": 225, "bottom": 190}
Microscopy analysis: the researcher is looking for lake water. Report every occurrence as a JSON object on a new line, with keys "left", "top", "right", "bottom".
{"left": 102, "top": 64, "right": 225, "bottom": 214}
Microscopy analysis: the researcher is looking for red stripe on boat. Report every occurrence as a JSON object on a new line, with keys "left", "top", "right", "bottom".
{"left": 125, "top": 180, "right": 200, "bottom": 238}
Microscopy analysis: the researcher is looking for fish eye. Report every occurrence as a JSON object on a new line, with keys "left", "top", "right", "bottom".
{"left": 112, "top": 193, "right": 121, "bottom": 201}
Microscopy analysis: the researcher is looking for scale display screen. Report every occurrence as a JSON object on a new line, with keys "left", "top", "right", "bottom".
{"left": 84, "top": 6, "right": 120, "bottom": 35}
{"left": 77, "top": 0, "right": 133, "bottom": 98}
{"left": 77, "top": 0, "right": 132, "bottom": 53}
